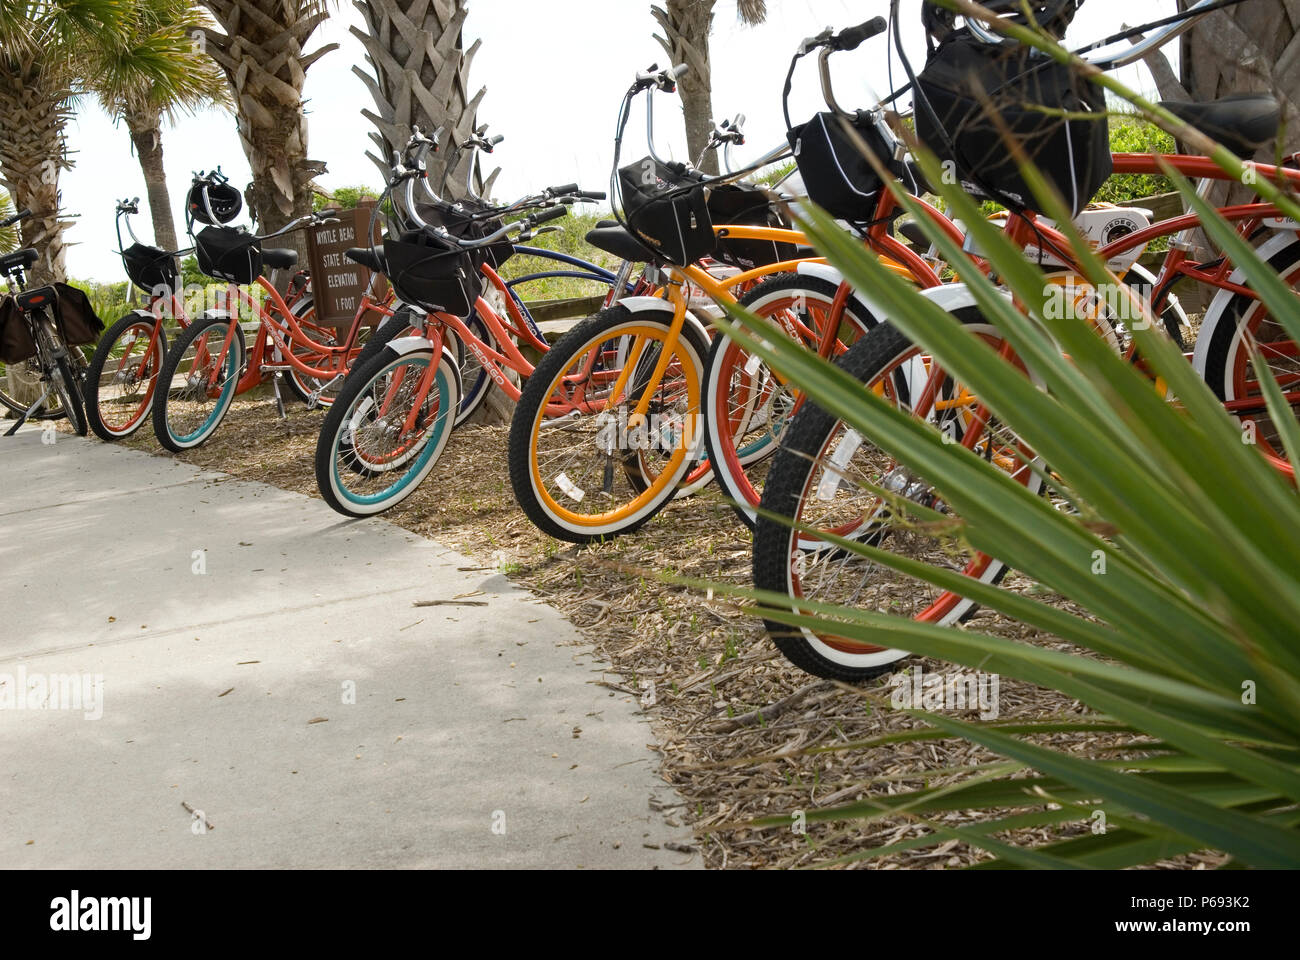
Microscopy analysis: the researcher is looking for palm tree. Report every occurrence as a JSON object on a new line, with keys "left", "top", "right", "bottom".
{"left": 0, "top": 188, "right": 16, "bottom": 252}
{"left": 350, "top": 0, "right": 489, "bottom": 200}
{"left": 196, "top": 1, "right": 338, "bottom": 252}
{"left": 97, "top": 0, "right": 231, "bottom": 253}
{"left": 0, "top": 0, "right": 134, "bottom": 284}
{"left": 651, "top": 0, "right": 767, "bottom": 175}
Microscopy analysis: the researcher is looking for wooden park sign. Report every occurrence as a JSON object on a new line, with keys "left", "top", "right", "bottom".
{"left": 305, "top": 201, "right": 388, "bottom": 327}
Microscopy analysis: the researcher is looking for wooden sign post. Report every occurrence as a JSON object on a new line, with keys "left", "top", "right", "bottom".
{"left": 305, "top": 201, "right": 388, "bottom": 328}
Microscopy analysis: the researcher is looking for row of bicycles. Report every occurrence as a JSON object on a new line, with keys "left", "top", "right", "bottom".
{"left": 30, "top": 0, "right": 1300, "bottom": 684}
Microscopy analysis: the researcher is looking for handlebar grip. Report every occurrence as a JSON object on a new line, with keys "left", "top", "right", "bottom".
{"left": 833, "top": 16, "right": 887, "bottom": 51}
{"left": 532, "top": 205, "right": 569, "bottom": 225}
{"left": 548, "top": 183, "right": 579, "bottom": 196}
{"left": 579, "top": 190, "right": 607, "bottom": 201}
{"left": 489, "top": 134, "right": 505, "bottom": 146}
{"left": 16, "top": 208, "right": 32, "bottom": 219}
{"left": 671, "top": 63, "right": 689, "bottom": 80}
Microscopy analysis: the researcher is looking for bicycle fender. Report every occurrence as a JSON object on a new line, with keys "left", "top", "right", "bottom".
{"left": 384, "top": 335, "right": 437, "bottom": 357}
{"left": 614, "top": 295, "right": 675, "bottom": 316}
{"left": 382, "top": 337, "right": 464, "bottom": 401}
{"left": 611, "top": 295, "right": 711, "bottom": 347}
{"left": 794, "top": 261, "right": 844, "bottom": 288}
{"left": 1192, "top": 231, "right": 1299, "bottom": 376}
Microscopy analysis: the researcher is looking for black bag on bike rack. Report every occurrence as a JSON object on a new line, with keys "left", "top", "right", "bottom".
{"left": 787, "top": 111, "right": 922, "bottom": 222}
{"left": 707, "top": 182, "right": 798, "bottom": 270}
{"left": 122, "top": 242, "right": 179, "bottom": 295}
{"left": 616, "top": 156, "right": 714, "bottom": 266}
{"left": 914, "top": 29, "right": 1111, "bottom": 215}
{"left": 383, "top": 230, "right": 480, "bottom": 317}
{"left": 195, "top": 225, "right": 264, "bottom": 285}
{"left": 51, "top": 283, "right": 104, "bottom": 346}
{"left": 0, "top": 295, "right": 36, "bottom": 364}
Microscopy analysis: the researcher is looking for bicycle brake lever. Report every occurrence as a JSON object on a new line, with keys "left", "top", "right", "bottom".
{"left": 798, "top": 27, "right": 834, "bottom": 56}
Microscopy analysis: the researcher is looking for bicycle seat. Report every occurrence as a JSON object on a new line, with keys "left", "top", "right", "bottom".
{"left": 1157, "top": 94, "right": 1279, "bottom": 158}
{"left": 0, "top": 247, "right": 39, "bottom": 273}
{"left": 899, "top": 221, "right": 930, "bottom": 249}
{"left": 585, "top": 223, "right": 660, "bottom": 264}
{"left": 262, "top": 247, "right": 298, "bottom": 270}
{"left": 345, "top": 247, "right": 387, "bottom": 273}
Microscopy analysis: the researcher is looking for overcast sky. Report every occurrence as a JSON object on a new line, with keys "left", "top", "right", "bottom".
{"left": 60, "top": 0, "right": 1179, "bottom": 281}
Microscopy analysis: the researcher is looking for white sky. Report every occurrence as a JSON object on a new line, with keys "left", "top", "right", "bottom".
{"left": 61, "top": 0, "right": 1178, "bottom": 281}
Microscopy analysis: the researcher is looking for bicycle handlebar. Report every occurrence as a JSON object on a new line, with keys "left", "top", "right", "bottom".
{"left": 634, "top": 62, "right": 688, "bottom": 93}
{"left": 0, "top": 208, "right": 32, "bottom": 229}
{"left": 833, "top": 17, "right": 887, "bottom": 51}
{"left": 531, "top": 205, "right": 569, "bottom": 226}
{"left": 259, "top": 210, "right": 339, "bottom": 242}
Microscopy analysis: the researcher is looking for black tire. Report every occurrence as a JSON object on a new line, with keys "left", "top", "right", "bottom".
{"left": 703, "top": 273, "right": 878, "bottom": 530}
{"left": 31, "top": 313, "right": 86, "bottom": 435}
{"left": 352, "top": 305, "right": 495, "bottom": 429}
{"left": 349, "top": 305, "right": 422, "bottom": 381}
{"left": 83, "top": 312, "right": 166, "bottom": 441}
{"left": 0, "top": 359, "right": 64, "bottom": 421}
{"left": 507, "top": 302, "right": 709, "bottom": 543}
{"left": 152, "top": 314, "right": 246, "bottom": 452}
{"left": 752, "top": 312, "right": 1041, "bottom": 682}
{"left": 314, "top": 342, "right": 460, "bottom": 517}
{"left": 53, "top": 352, "right": 87, "bottom": 436}
{"left": 1199, "top": 238, "right": 1300, "bottom": 461}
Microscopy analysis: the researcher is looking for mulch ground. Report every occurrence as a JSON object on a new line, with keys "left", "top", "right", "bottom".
{"left": 109, "top": 393, "right": 1218, "bottom": 870}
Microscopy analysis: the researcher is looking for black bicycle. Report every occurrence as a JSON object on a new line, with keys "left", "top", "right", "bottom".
{"left": 0, "top": 208, "right": 88, "bottom": 436}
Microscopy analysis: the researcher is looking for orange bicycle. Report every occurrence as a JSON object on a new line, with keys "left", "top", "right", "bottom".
{"left": 151, "top": 173, "right": 394, "bottom": 452}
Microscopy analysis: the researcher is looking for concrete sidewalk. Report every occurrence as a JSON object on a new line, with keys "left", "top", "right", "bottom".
{"left": 0, "top": 427, "right": 697, "bottom": 869}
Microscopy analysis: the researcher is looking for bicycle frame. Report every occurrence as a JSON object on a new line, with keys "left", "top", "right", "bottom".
{"left": 199, "top": 276, "right": 393, "bottom": 396}
{"left": 880, "top": 154, "right": 1300, "bottom": 484}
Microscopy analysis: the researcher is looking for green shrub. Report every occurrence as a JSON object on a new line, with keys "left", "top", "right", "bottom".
{"left": 1095, "top": 111, "right": 1177, "bottom": 206}
{"left": 314, "top": 186, "right": 382, "bottom": 212}
{"left": 69, "top": 279, "right": 131, "bottom": 324}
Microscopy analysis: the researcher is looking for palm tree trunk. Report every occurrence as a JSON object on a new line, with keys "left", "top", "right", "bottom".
{"left": 652, "top": 1, "right": 718, "bottom": 174}
{"left": 0, "top": 58, "right": 71, "bottom": 286}
{"left": 198, "top": 1, "right": 337, "bottom": 262}
{"left": 351, "top": 0, "right": 490, "bottom": 200}
{"left": 126, "top": 108, "right": 180, "bottom": 253}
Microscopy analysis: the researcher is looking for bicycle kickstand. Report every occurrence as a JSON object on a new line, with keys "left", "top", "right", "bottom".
{"left": 272, "top": 371, "right": 287, "bottom": 421}
{"left": 3, "top": 385, "right": 54, "bottom": 437}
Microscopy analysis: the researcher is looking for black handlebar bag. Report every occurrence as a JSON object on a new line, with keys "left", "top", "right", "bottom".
{"left": 787, "top": 112, "right": 923, "bottom": 222}
{"left": 707, "top": 183, "right": 798, "bottom": 270}
{"left": 411, "top": 199, "right": 514, "bottom": 272}
{"left": 122, "top": 243, "right": 179, "bottom": 295}
{"left": 196, "top": 225, "right": 264, "bottom": 285}
{"left": 915, "top": 30, "right": 1111, "bottom": 216}
{"left": 384, "top": 231, "right": 481, "bottom": 317}
{"left": 617, "top": 157, "right": 714, "bottom": 266}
